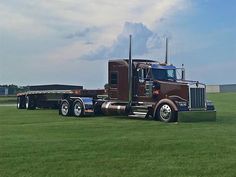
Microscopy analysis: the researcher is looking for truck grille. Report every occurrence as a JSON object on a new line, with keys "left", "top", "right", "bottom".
{"left": 190, "top": 88, "right": 205, "bottom": 109}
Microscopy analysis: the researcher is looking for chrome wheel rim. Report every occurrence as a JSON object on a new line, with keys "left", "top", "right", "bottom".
{"left": 160, "top": 104, "right": 172, "bottom": 120}
{"left": 26, "top": 97, "right": 29, "bottom": 109}
{"left": 17, "top": 98, "right": 20, "bottom": 108}
{"left": 61, "top": 102, "right": 69, "bottom": 116}
{"left": 74, "top": 102, "right": 82, "bottom": 116}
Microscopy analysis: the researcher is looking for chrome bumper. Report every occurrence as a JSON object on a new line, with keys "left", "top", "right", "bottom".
{"left": 178, "top": 110, "right": 216, "bottom": 122}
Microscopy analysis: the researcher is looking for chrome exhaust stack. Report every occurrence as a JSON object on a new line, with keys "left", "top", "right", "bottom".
{"left": 101, "top": 35, "right": 133, "bottom": 116}
{"left": 165, "top": 38, "right": 168, "bottom": 64}
{"left": 128, "top": 35, "right": 132, "bottom": 106}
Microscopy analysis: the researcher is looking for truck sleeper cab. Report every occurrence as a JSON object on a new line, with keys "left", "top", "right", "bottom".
{"left": 101, "top": 59, "right": 216, "bottom": 122}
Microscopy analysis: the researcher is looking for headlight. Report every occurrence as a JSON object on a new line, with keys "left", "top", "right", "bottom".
{"left": 176, "top": 101, "right": 187, "bottom": 107}
{"left": 175, "top": 101, "right": 188, "bottom": 111}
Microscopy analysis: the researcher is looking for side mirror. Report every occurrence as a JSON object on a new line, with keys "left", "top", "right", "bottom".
{"left": 181, "top": 64, "right": 185, "bottom": 80}
{"left": 137, "top": 68, "right": 145, "bottom": 83}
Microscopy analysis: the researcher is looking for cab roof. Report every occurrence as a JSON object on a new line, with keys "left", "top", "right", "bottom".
{"left": 151, "top": 63, "right": 176, "bottom": 70}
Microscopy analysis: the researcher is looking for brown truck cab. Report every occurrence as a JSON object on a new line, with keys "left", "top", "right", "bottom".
{"left": 101, "top": 59, "right": 216, "bottom": 122}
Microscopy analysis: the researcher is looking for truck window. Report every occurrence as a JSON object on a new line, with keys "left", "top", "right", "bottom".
{"left": 110, "top": 72, "right": 118, "bottom": 85}
{"left": 152, "top": 69, "right": 176, "bottom": 81}
{"left": 138, "top": 68, "right": 150, "bottom": 82}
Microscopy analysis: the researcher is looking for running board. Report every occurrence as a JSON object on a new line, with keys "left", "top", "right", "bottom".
{"left": 129, "top": 112, "right": 147, "bottom": 119}
{"left": 133, "top": 112, "right": 147, "bottom": 115}
{"left": 132, "top": 105, "right": 150, "bottom": 113}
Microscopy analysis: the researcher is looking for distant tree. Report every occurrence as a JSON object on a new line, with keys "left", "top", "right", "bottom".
{"left": 0, "top": 84, "right": 30, "bottom": 95}
{"left": 8, "top": 84, "right": 18, "bottom": 95}
{"left": 17, "top": 86, "right": 30, "bottom": 93}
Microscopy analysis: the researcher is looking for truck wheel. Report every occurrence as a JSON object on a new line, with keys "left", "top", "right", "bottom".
{"left": 72, "top": 100, "right": 84, "bottom": 117}
{"left": 60, "top": 100, "right": 71, "bottom": 116}
{"left": 157, "top": 103, "right": 177, "bottom": 122}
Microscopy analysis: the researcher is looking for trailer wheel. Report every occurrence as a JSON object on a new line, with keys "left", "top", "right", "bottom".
{"left": 60, "top": 100, "right": 71, "bottom": 116}
{"left": 72, "top": 100, "right": 84, "bottom": 117}
{"left": 17, "top": 97, "right": 20, "bottom": 109}
{"left": 25, "top": 96, "right": 29, "bottom": 109}
{"left": 26, "top": 96, "right": 36, "bottom": 110}
{"left": 157, "top": 103, "right": 177, "bottom": 122}
{"left": 17, "top": 96, "right": 26, "bottom": 109}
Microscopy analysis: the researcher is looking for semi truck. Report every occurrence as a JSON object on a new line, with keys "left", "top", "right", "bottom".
{"left": 17, "top": 36, "right": 216, "bottom": 122}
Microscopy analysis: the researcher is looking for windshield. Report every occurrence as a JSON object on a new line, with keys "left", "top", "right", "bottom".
{"left": 152, "top": 69, "right": 177, "bottom": 81}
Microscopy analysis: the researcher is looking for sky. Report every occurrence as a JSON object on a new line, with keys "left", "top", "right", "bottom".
{"left": 0, "top": 0, "right": 235, "bottom": 88}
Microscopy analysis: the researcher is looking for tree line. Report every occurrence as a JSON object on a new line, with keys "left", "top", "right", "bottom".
{"left": 0, "top": 85, "right": 29, "bottom": 95}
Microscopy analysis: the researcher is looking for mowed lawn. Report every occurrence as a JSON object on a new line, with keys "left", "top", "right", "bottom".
{"left": 0, "top": 96, "right": 16, "bottom": 105}
{"left": 0, "top": 93, "right": 236, "bottom": 177}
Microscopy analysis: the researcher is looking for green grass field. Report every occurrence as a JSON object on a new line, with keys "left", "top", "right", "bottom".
{"left": 0, "top": 93, "right": 236, "bottom": 177}
{"left": 0, "top": 96, "right": 16, "bottom": 104}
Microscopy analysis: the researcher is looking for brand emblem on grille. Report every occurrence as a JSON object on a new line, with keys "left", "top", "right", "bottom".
{"left": 196, "top": 81, "right": 199, "bottom": 88}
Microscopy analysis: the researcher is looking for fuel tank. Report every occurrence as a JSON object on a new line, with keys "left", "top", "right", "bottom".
{"left": 101, "top": 101, "right": 129, "bottom": 115}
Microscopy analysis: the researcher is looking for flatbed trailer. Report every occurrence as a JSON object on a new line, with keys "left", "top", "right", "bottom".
{"left": 17, "top": 89, "right": 106, "bottom": 110}
{"left": 17, "top": 90, "right": 74, "bottom": 109}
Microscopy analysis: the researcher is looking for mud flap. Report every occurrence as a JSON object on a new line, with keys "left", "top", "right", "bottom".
{"left": 178, "top": 110, "right": 216, "bottom": 122}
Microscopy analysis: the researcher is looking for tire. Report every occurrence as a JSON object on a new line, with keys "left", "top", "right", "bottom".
{"left": 17, "top": 96, "right": 26, "bottom": 109}
{"left": 72, "top": 100, "right": 84, "bottom": 117}
{"left": 60, "top": 99, "right": 71, "bottom": 116}
{"left": 93, "top": 101, "right": 103, "bottom": 115}
{"left": 157, "top": 103, "right": 177, "bottom": 122}
{"left": 26, "top": 96, "right": 36, "bottom": 110}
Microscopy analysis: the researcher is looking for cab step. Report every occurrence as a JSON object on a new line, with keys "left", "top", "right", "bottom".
{"left": 132, "top": 105, "right": 151, "bottom": 113}
{"left": 129, "top": 112, "right": 147, "bottom": 119}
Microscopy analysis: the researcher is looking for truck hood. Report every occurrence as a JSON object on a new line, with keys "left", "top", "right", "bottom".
{"left": 176, "top": 79, "right": 206, "bottom": 87}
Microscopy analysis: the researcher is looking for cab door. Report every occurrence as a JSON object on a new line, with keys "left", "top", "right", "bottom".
{"left": 135, "top": 68, "right": 153, "bottom": 102}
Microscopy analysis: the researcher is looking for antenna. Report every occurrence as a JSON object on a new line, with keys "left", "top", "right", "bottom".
{"left": 165, "top": 38, "right": 168, "bottom": 64}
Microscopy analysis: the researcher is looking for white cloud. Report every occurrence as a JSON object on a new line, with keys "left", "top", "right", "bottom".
{"left": 35, "top": 0, "right": 189, "bottom": 61}
{"left": 0, "top": 0, "right": 190, "bottom": 87}
{"left": 82, "top": 22, "right": 166, "bottom": 60}
{"left": 0, "top": 4, "right": 54, "bottom": 39}
{"left": 0, "top": 0, "right": 189, "bottom": 45}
